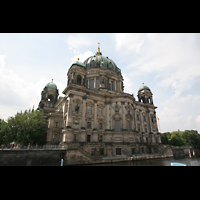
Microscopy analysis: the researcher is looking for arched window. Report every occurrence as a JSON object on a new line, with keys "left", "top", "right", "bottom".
{"left": 77, "top": 75, "right": 82, "bottom": 85}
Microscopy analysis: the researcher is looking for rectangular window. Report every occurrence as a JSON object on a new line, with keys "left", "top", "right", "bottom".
{"left": 73, "top": 134, "right": 78, "bottom": 142}
{"left": 138, "top": 126, "right": 140, "bottom": 132}
{"left": 137, "top": 114, "right": 139, "bottom": 121}
{"left": 87, "top": 135, "right": 91, "bottom": 142}
{"left": 90, "top": 79, "right": 94, "bottom": 89}
{"left": 116, "top": 148, "right": 121, "bottom": 155}
{"left": 98, "top": 108, "right": 102, "bottom": 116}
{"left": 99, "top": 135, "right": 103, "bottom": 142}
{"left": 99, "top": 123, "right": 103, "bottom": 130}
{"left": 99, "top": 148, "right": 104, "bottom": 155}
{"left": 115, "top": 120, "right": 120, "bottom": 131}
{"left": 87, "top": 122, "right": 91, "bottom": 129}
{"left": 145, "top": 127, "right": 147, "bottom": 132}
{"left": 127, "top": 121, "right": 130, "bottom": 131}
{"left": 132, "top": 148, "right": 135, "bottom": 154}
{"left": 96, "top": 79, "right": 99, "bottom": 89}
{"left": 110, "top": 81, "right": 113, "bottom": 90}
{"left": 143, "top": 115, "right": 146, "bottom": 122}
{"left": 87, "top": 106, "right": 92, "bottom": 114}
{"left": 141, "top": 147, "right": 144, "bottom": 153}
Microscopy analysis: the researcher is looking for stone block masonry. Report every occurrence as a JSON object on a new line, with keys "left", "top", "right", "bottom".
{"left": 0, "top": 149, "right": 67, "bottom": 166}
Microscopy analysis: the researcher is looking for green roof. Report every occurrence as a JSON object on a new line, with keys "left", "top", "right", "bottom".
{"left": 138, "top": 85, "right": 151, "bottom": 91}
{"left": 71, "top": 60, "right": 86, "bottom": 68}
{"left": 46, "top": 82, "right": 57, "bottom": 89}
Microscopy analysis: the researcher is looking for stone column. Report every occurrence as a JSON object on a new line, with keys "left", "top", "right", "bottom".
{"left": 94, "top": 100, "right": 97, "bottom": 129}
{"left": 118, "top": 81, "right": 121, "bottom": 92}
{"left": 88, "top": 78, "right": 90, "bottom": 88}
{"left": 121, "top": 102, "right": 125, "bottom": 130}
{"left": 81, "top": 96, "right": 87, "bottom": 128}
{"left": 66, "top": 94, "right": 73, "bottom": 128}
{"left": 114, "top": 80, "right": 116, "bottom": 91}
{"left": 147, "top": 110, "right": 152, "bottom": 133}
{"left": 140, "top": 110, "right": 144, "bottom": 133}
{"left": 94, "top": 77, "right": 96, "bottom": 89}
{"left": 132, "top": 107, "right": 136, "bottom": 131}
{"left": 105, "top": 101, "right": 110, "bottom": 130}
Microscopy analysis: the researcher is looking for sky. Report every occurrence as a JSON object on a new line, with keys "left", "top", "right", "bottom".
{"left": 0, "top": 33, "right": 200, "bottom": 133}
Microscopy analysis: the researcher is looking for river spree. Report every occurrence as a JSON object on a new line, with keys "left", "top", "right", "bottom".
{"left": 90, "top": 156, "right": 200, "bottom": 166}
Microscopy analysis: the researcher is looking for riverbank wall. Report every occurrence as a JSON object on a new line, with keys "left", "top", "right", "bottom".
{"left": 0, "top": 149, "right": 66, "bottom": 166}
{"left": 172, "top": 147, "right": 200, "bottom": 157}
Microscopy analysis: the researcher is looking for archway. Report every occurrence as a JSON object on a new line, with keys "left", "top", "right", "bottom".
{"left": 77, "top": 75, "right": 82, "bottom": 85}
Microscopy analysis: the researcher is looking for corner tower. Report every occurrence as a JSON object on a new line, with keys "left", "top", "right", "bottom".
{"left": 137, "top": 83, "right": 153, "bottom": 104}
{"left": 38, "top": 79, "right": 59, "bottom": 114}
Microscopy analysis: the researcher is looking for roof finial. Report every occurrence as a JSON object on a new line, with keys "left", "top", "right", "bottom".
{"left": 78, "top": 58, "right": 79, "bottom": 60}
{"left": 52, "top": 79, "right": 53, "bottom": 82}
{"left": 98, "top": 42, "right": 100, "bottom": 52}
{"left": 142, "top": 82, "right": 144, "bottom": 85}
{"left": 96, "top": 42, "right": 102, "bottom": 55}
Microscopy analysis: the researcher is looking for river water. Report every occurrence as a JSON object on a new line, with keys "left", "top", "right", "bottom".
{"left": 90, "top": 156, "right": 200, "bottom": 166}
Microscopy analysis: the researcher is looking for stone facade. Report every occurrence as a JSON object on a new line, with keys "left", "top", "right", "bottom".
{"left": 38, "top": 46, "right": 162, "bottom": 158}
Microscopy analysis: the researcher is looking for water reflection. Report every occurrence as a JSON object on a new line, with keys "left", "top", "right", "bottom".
{"left": 90, "top": 156, "right": 200, "bottom": 166}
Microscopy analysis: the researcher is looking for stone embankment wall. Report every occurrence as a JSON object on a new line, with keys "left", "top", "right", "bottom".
{"left": 0, "top": 149, "right": 67, "bottom": 166}
{"left": 172, "top": 147, "right": 200, "bottom": 157}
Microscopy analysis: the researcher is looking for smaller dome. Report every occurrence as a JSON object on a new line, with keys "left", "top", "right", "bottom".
{"left": 46, "top": 82, "right": 57, "bottom": 90}
{"left": 71, "top": 60, "right": 86, "bottom": 68}
{"left": 138, "top": 84, "right": 151, "bottom": 92}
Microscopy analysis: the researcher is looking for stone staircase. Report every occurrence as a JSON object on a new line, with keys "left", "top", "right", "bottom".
{"left": 78, "top": 147, "right": 93, "bottom": 160}
{"left": 77, "top": 148, "right": 102, "bottom": 161}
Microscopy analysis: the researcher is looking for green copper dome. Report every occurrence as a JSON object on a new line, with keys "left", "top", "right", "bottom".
{"left": 138, "top": 85, "right": 151, "bottom": 92}
{"left": 83, "top": 52, "right": 121, "bottom": 74}
{"left": 46, "top": 82, "right": 57, "bottom": 90}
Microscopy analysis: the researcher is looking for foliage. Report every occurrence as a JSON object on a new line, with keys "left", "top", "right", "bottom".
{"left": 168, "top": 131, "right": 184, "bottom": 147}
{"left": 161, "top": 132, "right": 171, "bottom": 145}
{"left": 0, "top": 109, "right": 47, "bottom": 145}
{"left": 160, "top": 130, "right": 200, "bottom": 148}
{"left": 181, "top": 130, "right": 200, "bottom": 148}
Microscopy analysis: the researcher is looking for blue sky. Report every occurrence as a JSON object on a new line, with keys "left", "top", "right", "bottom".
{"left": 0, "top": 33, "right": 200, "bottom": 133}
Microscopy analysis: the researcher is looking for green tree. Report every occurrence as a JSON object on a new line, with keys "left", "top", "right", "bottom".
{"left": 0, "top": 109, "right": 48, "bottom": 145}
{"left": 0, "top": 119, "right": 13, "bottom": 145}
{"left": 14, "top": 109, "right": 47, "bottom": 145}
{"left": 161, "top": 132, "right": 171, "bottom": 145}
{"left": 181, "top": 130, "right": 200, "bottom": 148}
{"left": 168, "top": 131, "right": 184, "bottom": 147}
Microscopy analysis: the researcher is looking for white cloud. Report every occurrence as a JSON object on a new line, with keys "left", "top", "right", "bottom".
{"left": 186, "top": 116, "right": 192, "bottom": 128}
{"left": 67, "top": 35, "right": 92, "bottom": 50}
{"left": 195, "top": 115, "right": 200, "bottom": 128}
{"left": 71, "top": 50, "right": 93, "bottom": 63}
{"left": 115, "top": 33, "right": 200, "bottom": 98}
{"left": 123, "top": 73, "right": 135, "bottom": 96}
{"left": 0, "top": 55, "right": 6, "bottom": 67}
{"left": 0, "top": 55, "right": 66, "bottom": 120}
{"left": 156, "top": 92, "right": 200, "bottom": 132}
{"left": 115, "top": 33, "right": 145, "bottom": 52}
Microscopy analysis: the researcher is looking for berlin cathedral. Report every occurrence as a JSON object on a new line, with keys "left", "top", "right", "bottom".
{"left": 38, "top": 44, "right": 161, "bottom": 157}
